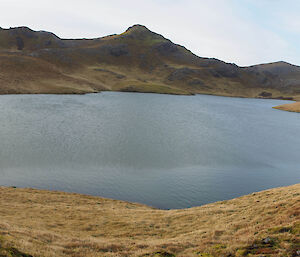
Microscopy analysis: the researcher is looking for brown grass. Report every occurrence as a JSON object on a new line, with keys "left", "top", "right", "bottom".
{"left": 0, "top": 184, "right": 299, "bottom": 257}
{"left": 273, "top": 102, "right": 300, "bottom": 113}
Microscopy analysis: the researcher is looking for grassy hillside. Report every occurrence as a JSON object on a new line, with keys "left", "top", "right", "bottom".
{"left": 0, "top": 184, "right": 299, "bottom": 257}
{"left": 0, "top": 25, "right": 300, "bottom": 100}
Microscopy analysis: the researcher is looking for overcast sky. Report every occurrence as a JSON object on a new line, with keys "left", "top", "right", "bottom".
{"left": 1, "top": 0, "right": 299, "bottom": 66}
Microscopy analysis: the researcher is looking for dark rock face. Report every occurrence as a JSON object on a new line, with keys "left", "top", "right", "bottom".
{"left": 95, "top": 44, "right": 130, "bottom": 57}
{"left": 36, "top": 48, "right": 75, "bottom": 66}
{"left": 16, "top": 36, "right": 24, "bottom": 50}
{"left": 109, "top": 44, "right": 129, "bottom": 57}
{"left": 168, "top": 68, "right": 195, "bottom": 81}
{"left": 259, "top": 91, "right": 273, "bottom": 98}
{"left": 188, "top": 79, "right": 205, "bottom": 86}
{"left": 9, "top": 27, "right": 37, "bottom": 39}
{"left": 213, "top": 63, "right": 240, "bottom": 78}
{"left": 154, "top": 41, "right": 178, "bottom": 55}
{"left": 244, "top": 62, "right": 300, "bottom": 90}
{"left": 45, "top": 40, "right": 52, "bottom": 46}
{"left": 139, "top": 53, "right": 155, "bottom": 71}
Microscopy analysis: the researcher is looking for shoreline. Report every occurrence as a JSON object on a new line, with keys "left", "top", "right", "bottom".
{"left": 0, "top": 90, "right": 298, "bottom": 113}
{"left": 0, "top": 89, "right": 296, "bottom": 100}
{"left": 273, "top": 101, "right": 300, "bottom": 113}
{"left": 0, "top": 184, "right": 299, "bottom": 256}
{"left": 1, "top": 183, "right": 298, "bottom": 210}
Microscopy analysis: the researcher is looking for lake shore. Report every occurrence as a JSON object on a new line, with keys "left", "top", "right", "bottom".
{"left": 1, "top": 90, "right": 299, "bottom": 115}
{"left": 273, "top": 101, "right": 300, "bottom": 113}
{"left": 0, "top": 88, "right": 299, "bottom": 100}
{"left": 0, "top": 184, "right": 299, "bottom": 257}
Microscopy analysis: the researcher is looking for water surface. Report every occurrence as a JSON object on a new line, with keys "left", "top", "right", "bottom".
{"left": 0, "top": 92, "right": 299, "bottom": 209}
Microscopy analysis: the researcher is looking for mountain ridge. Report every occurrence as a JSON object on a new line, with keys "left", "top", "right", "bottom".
{"left": 0, "top": 25, "right": 299, "bottom": 100}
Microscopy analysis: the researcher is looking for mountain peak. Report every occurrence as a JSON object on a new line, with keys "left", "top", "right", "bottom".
{"left": 125, "top": 24, "right": 150, "bottom": 33}
{"left": 122, "top": 24, "right": 166, "bottom": 41}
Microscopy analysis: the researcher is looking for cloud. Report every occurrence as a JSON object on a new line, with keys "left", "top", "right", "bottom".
{"left": 0, "top": 0, "right": 299, "bottom": 66}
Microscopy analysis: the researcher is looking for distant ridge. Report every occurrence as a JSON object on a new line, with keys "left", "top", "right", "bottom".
{"left": 0, "top": 25, "right": 299, "bottom": 99}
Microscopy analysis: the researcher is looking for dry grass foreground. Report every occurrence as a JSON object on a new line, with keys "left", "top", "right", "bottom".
{"left": 0, "top": 184, "right": 299, "bottom": 257}
{"left": 273, "top": 102, "right": 300, "bottom": 113}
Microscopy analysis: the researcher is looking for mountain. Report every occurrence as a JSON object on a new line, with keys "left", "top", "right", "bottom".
{"left": 0, "top": 25, "right": 300, "bottom": 100}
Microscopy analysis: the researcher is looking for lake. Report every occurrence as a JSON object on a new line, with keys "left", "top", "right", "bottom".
{"left": 0, "top": 92, "right": 299, "bottom": 209}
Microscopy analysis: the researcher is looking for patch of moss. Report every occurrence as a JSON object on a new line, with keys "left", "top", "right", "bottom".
{"left": 291, "top": 223, "right": 300, "bottom": 235}
{"left": 235, "top": 249, "right": 247, "bottom": 256}
{"left": 197, "top": 253, "right": 213, "bottom": 257}
{"left": 212, "top": 244, "right": 226, "bottom": 250}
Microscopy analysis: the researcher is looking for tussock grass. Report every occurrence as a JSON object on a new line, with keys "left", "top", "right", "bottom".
{"left": 0, "top": 184, "right": 299, "bottom": 256}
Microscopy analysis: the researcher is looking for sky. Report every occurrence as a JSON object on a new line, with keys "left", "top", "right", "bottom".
{"left": 1, "top": 0, "right": 299, "bottom": 66}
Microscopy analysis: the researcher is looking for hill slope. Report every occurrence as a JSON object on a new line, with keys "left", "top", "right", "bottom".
{"left": 0, "top": 184, "right": 299, "bottom": 257}
{"left": 1, "top": 25, "right": 300, "bottom": 100}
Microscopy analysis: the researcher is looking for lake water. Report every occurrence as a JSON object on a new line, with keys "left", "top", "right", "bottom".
{"left": 0, "top": 92, "right": 299, "bottom": 209}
